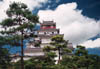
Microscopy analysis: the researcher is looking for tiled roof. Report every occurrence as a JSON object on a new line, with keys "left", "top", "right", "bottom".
{"left": 38, "top": 34, "right": 64, "bottom": 38}
{"left": 41, "top": 21, "right": 56, "bottom": 25}
{"left": 37, "top": 29, "right": 59, "bottom": 32}
{"left": 24, "top": 48, "right": 43, "bottom": 53}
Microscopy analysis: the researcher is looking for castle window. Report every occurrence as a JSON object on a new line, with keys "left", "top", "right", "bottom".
{"left": 52, "top": 32, "right": 54, "bottom": 34}
{"left": 51, "top": 26, "right": 54, "bottom": 28}
{"left": 39, "top": 32, "right": 44, "bottom": 35}
{"left": 44, "top": 32, "right": 46, "bottom": 35}
{"left": 49, "top": 32, "right": 52, "bottom": 34}
{"left": 54, "top": 32, "right": 58, "bottom": 34}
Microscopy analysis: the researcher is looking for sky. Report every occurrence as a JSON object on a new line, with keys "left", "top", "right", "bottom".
{"left": 0, "top": 0, "right": 100, "bottom": 49}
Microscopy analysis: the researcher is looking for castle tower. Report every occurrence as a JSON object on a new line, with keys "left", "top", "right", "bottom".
{"left": 36, "top": 21, "right": 63, "bottom": 48}
{"left": 24, "top": 21, "right": 62, "bottom": 58}
{"left": 12, "top": 21, "right": 73, "bottom": 62}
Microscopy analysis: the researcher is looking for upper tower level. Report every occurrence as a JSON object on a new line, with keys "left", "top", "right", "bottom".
{"left": 37, "top": 21, "right": 59, "bottom": 36}
{"left": 40, "top": 21, "right": 56, "bottom": 29}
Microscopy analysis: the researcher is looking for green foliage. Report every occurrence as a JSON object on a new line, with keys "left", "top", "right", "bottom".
{"left": 0, "top": 2, "right": 39, "bottom": 69}
{"left": 51, "top": 35, "right": 64, "bottom": 42}
{"left": 75, "top": 45, "right": 88, "bottom": 56}
{"left": 45, "top": 52, "right": 57, "bottom": 59}
{"left": 34, "top": 40, "right": 41, "bottom": 47}
{"left": 51, "top": 35, "right": 67, "bottom": 48}
{"left": 25, "top": 61, "right": 36, "bottom": 69}
{"left": 6, "top": 2, "right": 39, "bottom": 23}
{"left": 43, "top": 46, "right": 56, "bottom": 52}
{"left": 0, "top": 48, "right": 11, "bottom": 69}
{"left": 76, "top": 56, "right": 92, "bottom": 68}
{"left": 14, "top": 56, "right": 56, "bottom": 69}
{"left": 61, "top": 55, "right": 77, "bottom": 69}
{"left": 0, "top": 37, "right": 11, "bottom": 69}
{"left": 50, "top": 35, "right": 72, "bottom": 63}
{"left": 12, "top": 48, "right": 100, "bottom": 69}
{"left": 0, "top": 2, "right": 39, "bottom": 36}
{"left": 62, "top": 48, "right": 72, "bottom": 54}
{"left": 0, "top": 2, "right": 100, "bottom": 69}
{"left": 0, "top": 18, "right": 14, "bottom": 27}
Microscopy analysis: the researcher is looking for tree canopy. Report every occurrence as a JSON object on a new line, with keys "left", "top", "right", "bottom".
{"left": 0, "top": 2, "right": 39, "bottom": 69}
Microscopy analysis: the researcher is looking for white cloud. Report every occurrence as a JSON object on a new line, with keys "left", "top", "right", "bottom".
{"left": 38, "top": 3, "right": 100, "bottom": 47}
{"left": 0, "top": 0, "right": 47, "bottom": 22}
{"left": 80, "top": 38, "right": 100, "bottom": 48}
{"left": 0, "top": 1, "right": 100, "bottom": 48}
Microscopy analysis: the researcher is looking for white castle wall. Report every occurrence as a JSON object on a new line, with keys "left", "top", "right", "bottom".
{"left": 24, "top": 52, "right": 44, "bottom": 56}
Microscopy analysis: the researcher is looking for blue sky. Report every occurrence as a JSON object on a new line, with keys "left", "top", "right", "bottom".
{"left": 0, "top": 0, "right": 100, "bottom": 49}
{"left": 33, "top": 0, "right": 100, "bottom": 20}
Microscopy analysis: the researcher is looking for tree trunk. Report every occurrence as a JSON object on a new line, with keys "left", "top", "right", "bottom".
{"left": 19, "top": 16, "right": 24, "bottom": 69}
{"left": 86, "top": 66, "right": 88, "bottom": 69}
{"left": 58, "top": 48, "right": 60, "bottom": 63}
{"left": 21, "top": 31, "right": 24, "bottom": 69}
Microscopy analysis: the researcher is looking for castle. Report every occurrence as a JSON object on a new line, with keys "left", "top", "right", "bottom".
{"left": 11, "top": 21, "right": 73, "bottom": 62}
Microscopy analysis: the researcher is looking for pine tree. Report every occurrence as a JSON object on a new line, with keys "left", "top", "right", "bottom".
{"left": 50, "top": 35, "right": 70, "bottom": 63}
{"left": 0, "top": 36, "right": 11, "bottom": 69}
{"left": 0, "top": 2, "right": 39, "bottom": 69}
